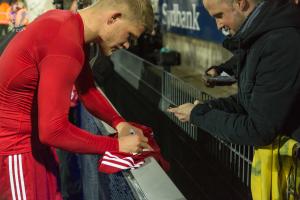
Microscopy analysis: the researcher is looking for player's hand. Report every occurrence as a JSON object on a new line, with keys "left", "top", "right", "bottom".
{"left": 118, "top": 134, "right": 152, "bottom": 153}
{"left": 116, "top": 122, "right": 143, "bottom": 138}
{"left": 167, "top": 100, "right": 201, "bottom": 122}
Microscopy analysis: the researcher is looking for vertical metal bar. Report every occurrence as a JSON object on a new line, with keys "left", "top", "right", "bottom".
{"left": 230, "top": 143, "right": 234, "bottom": 170}
{"left": 247, "top": 146, "right": 252, "bottom": 186}
{"left": 238, "top": 145, "right": 241, "bottom": 178}
{"left": 242, "top": 145, "right": 246, "bottom": 183}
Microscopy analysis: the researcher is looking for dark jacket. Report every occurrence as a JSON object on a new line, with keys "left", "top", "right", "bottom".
{"left": 206, "top": 50, "right": 244, "bottom": 78}
{"left": 191, "top": 1, "right": 300, "bottom": 146}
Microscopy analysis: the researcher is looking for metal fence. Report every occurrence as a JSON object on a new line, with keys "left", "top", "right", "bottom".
{"left": 112, "top": 49, "right": 253, "bottom": 187}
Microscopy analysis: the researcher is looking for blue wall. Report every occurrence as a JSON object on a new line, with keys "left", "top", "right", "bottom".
{"left": 155, "top": 0, "right": 224, "bottom": 43}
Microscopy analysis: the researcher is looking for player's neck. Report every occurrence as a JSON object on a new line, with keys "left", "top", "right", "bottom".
{"left": 78, "top": 9, "right": 100, "bottom": 43}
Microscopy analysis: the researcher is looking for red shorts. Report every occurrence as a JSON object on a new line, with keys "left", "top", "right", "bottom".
{"left": 0, "top": 149, "right": 62, "bottom": 200}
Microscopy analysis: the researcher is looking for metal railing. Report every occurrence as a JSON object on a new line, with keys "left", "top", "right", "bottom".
{"left": 161, "top": 71, "right": 201, "bottom": 140}
{"left": 111, "top": 49, "right": 253, "bottom": 187}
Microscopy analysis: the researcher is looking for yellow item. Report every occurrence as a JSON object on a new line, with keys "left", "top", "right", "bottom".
{"left": 0, "top": 2, "right": 10, "bottom": 25}
{"left": 251, "top": 136, "right": 300, "bottom": 200}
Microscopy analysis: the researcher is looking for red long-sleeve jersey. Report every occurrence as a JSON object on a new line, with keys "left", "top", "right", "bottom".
{"left": 0, "top": 10, "right": 125, "bottom": 155}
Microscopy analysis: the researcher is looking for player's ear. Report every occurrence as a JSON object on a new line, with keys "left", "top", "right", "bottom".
{"left": 107, "top": 13, "right": 122, "bottom": 25}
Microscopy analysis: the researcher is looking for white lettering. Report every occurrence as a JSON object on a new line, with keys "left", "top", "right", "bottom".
{"left": 162, "top": 3, "right": 168, "bottom": 25}
{"left": 192, "top": 4, "right": 200, "bottom": 30}
{"left": 151, "top": 0, "right": 159, "bottom": 14}
{"left": 162, "top": 3, "right": 200, "bottom": 31}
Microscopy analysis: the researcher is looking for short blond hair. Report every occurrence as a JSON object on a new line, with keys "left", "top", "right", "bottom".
{"left": 95, "top": 0, "right": 154, "bottom": 34}
{"left": 218, "top": 0, "right": 263, "bottom": 4}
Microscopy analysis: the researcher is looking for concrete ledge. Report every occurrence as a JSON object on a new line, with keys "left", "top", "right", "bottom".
{"left": 171, "top": 66, "right": 237, "bottom": 98}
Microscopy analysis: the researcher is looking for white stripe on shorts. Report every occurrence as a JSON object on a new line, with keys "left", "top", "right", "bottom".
{"left": 18, "top": 155, "right": 27, "bottom": 200}
{"left": 8, "top": 155, "right": 16, "bottom": 200}
{"left": 14, "top": 155, "right": 22, "bottom": 200}
{"left": 8, "top": 155, "right": 27, "bottom": 200}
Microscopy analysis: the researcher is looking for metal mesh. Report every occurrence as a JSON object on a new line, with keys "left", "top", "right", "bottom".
{"left": 161, "top": 71, "right": 201, "bottom": 140}
{"left": 201, "top": 92, "right": 254, "bottom": 187}
{"left": 112, "top": 49, "right": 253, "bottom": 187}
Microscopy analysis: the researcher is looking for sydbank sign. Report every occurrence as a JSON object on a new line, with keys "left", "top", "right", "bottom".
{"left": 158, "top": 0, "right": 224, "bottom": 43}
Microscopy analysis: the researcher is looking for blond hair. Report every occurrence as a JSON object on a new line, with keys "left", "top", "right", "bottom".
{"left": 94, "top": 0, "right": 154, "bottom": 34}
{"left": 216, "top": 0, "right": 263, "bottom": 4}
